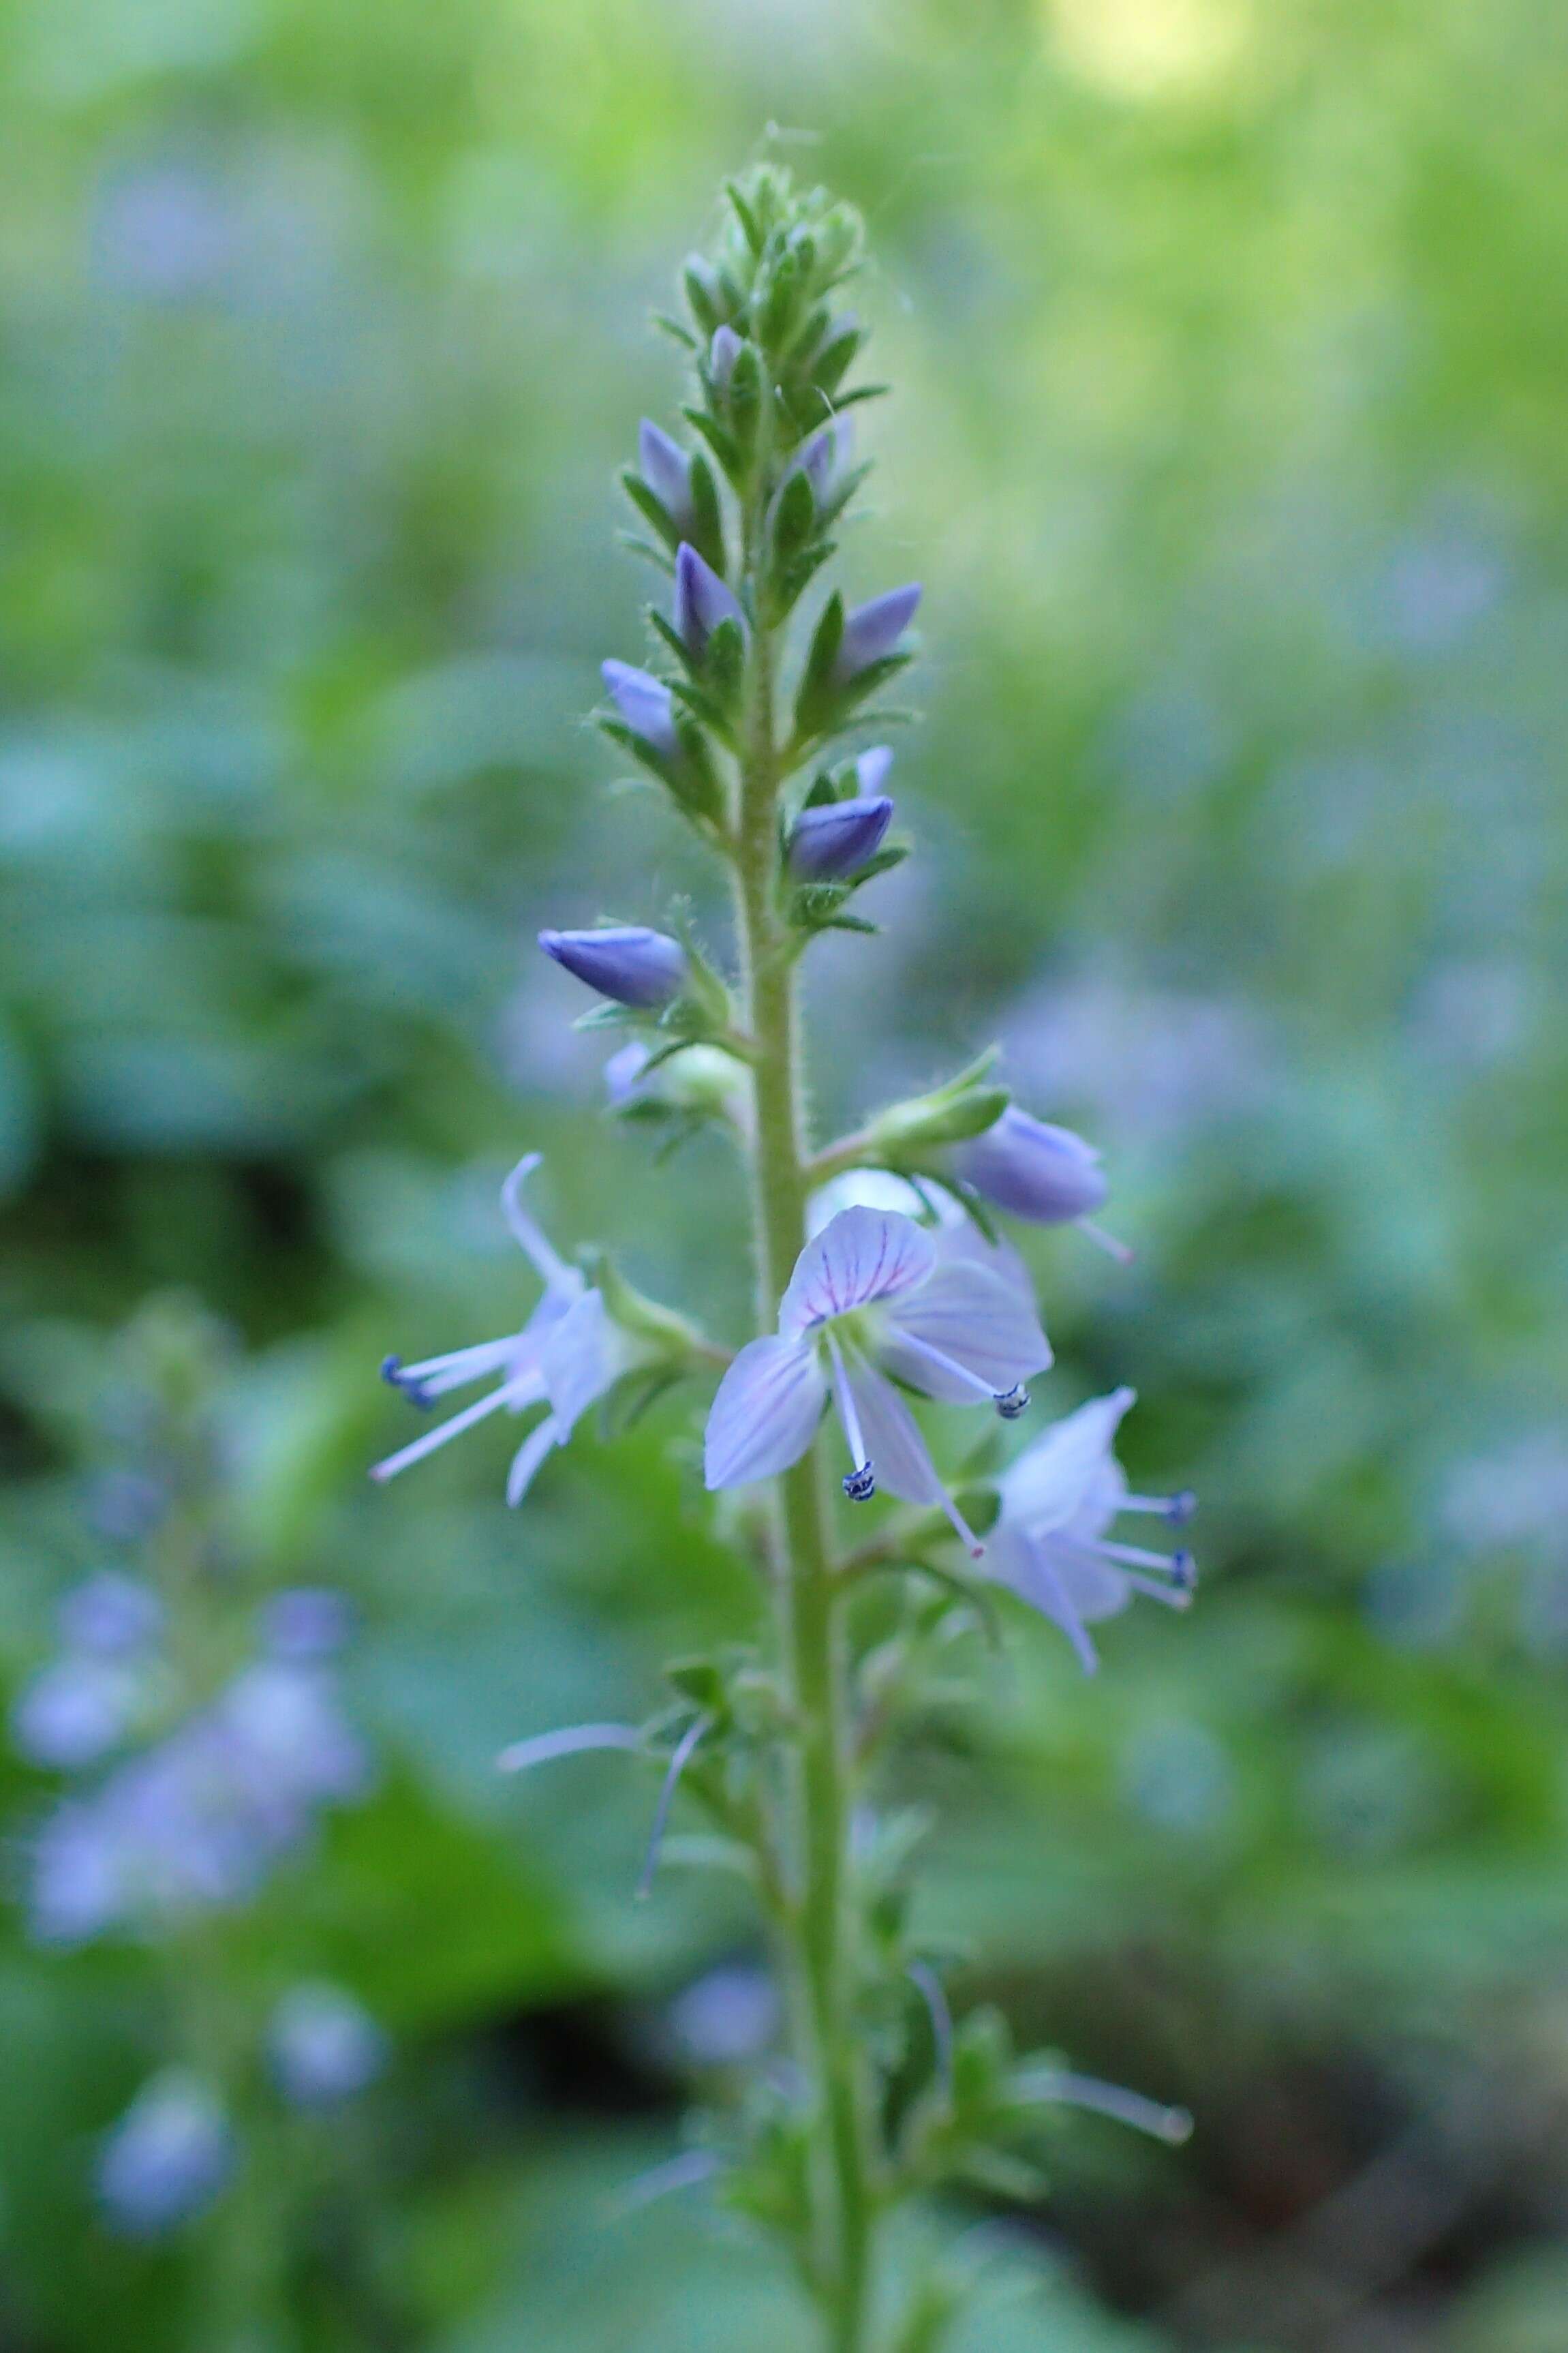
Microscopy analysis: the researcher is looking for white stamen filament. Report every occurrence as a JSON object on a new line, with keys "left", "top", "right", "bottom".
{"left": 1088, "top": 1537, "right": 1186, "bottom": 1575}
{"left": 495, "top": 1721, "right": 641, "bottom": 1773}
{"left": 884, "top": 1328, "right": 997, "bottom": 1403}
{"left": 825, "top": 1333, "right": 871, "bottom": 1479}
{"left": 1011, "top": 2066, "right": 1192, "bottom": 2145}
{"left": 638, "top": 1712, "right": 715, "bottom": 1899}
{"left": 398, "top": 1336, "right": 527, "bottom": 1395}
{"left": 370, "top": 1377, "right": 536, "bottom": 1482}
{"left": 502, "top": 1155, "right": 577, "bottom": 1288}
{"left": 1077, "top": 1218, "right": 1135, "bottom": 1265}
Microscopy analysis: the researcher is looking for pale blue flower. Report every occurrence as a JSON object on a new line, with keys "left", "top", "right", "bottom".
{"left": 12, "top": 1654, "right": 145, "bottom": 1771}
{"left": 983, "top": 1388, "right": 1196, "bottom": 1672}
{"left": 834, "top": 585, "right": 921, "bottom": 682}
{"left": 538, "top": 924, "right": 688, "bottom": 1009}
{"left": 674, "top": 542, "right": 744, "bottom": 658}
{"left": 704, "top": 1206, "right": 1051, "bottom": 1553}
{"left": 268, "top": 1983, "right": 388, "bottom": 2108}
{"left": 374, "top": 1155, "right": 629, "bottom": 1505}
{"left": 97, "top": 2071, "right": 233, "bottom": 2237}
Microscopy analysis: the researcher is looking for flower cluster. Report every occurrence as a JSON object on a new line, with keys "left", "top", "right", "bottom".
{"left": 14, "top": 1298, "right": 388, "bottom": 2242}
{"left": 369, "top": 165, "right": 1199, "bottom": 2350}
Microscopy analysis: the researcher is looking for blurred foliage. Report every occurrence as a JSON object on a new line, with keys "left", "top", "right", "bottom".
{"left": 3, "top": 0, "right": 1568, "bottom": 2345}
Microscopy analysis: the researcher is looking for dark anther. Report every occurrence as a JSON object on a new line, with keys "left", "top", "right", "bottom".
{"left": 994, "top": 1384, "right": 1030, "bottom": 1421}
{"left": 843, "top": 1462, "right": 876, "bottom": 1502}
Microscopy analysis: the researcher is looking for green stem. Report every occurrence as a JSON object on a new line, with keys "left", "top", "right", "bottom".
{"left": 733, "top": 536, "right": 876, "bottom": 2349}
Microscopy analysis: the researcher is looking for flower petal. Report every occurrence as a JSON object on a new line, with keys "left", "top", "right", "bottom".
{"left": 779, "top": 1207, "right": 936, "bottom": 1335}
{"left": 704, "top": 1337, "right": 826, "bottom": 1489}
{"left": 882, "top": 1260, "right": 1051, "bottom": 1397}
{"left": 506, "top": 1415, "right": 562, "bottom": 1507}
{"left": 1011, "top": 1536, "right": 1101, "bottom": 1674}
{"left": 538, "top": 1289, "right": 618, "bottom": 1431}
{"left": 500, "top": 1155, "right": 578, "bottom": 1290}
{"left": 999, "top": 1387, "right": 1136, "bottom": 1534}
{"left": 840, "top": 1358, "right": 983, "bottom": 1555}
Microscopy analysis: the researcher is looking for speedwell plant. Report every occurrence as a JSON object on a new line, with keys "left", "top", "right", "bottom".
{"left": 375, "top": 166, "right": 1197, "bottom": 2353}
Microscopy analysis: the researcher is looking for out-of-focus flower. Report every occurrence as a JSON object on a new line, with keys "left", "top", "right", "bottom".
{"left": 538, "top": 925, "right": 688, "bottom": 1010}
{"left": 12, "top": 1656, "right": 145, "bottom": 1772}
{"left": 97, "top": 2071, "right": 234, "bottom": 2237}
{"left": 983, "top": 1388, "right": 1195, "bottom": 1672}
{"left": 668, "top": 1962, "right": 780, "bottom": 2067}
{"left": 263, "top": 1588, "right": 354, "bottom": 1659}
{"left": 374, "top": 1155, "right": 630, "bottom": 1506}
{"left": 58, "top": 1573, "right": 163, "bottom": 1656}
{"left": 604, "top": 1039, "right": 751, "bottom": 1133}
{"left": 833, "top": 586, "right": 921, "bottom": 683}
{"left": 709, "top": 325, "right": 743, "bottom": 387}
{"left": 27, "top": 1650, "right": 369, "bottom": 1945}
{"left": 705, "top": 1206, "right": 1049, "bottom": 1551}
{"left": 268, "top": 1983, "right": 388, "bottom": 2108}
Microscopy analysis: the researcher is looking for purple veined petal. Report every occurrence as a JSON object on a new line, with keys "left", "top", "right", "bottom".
{"left": 704, "top": 1335, "right": 827, "bottom": 1489}
{"left": 537, "top": 1287, "right": 618, "bottom": 1430}
{"left": 833, "top": 584, "right": 921, "bottom": 682}
{"left": 638, "top": 419, "right": 692, "bottom": 528}
{"left": 709, "top": 324, "right": 743, "bottom": 389}
{"left": 786, "top": 795, "right": 894, "bottom": 883}
{"left": 836, "top": 1353, "right": 984, "bottom": 1556}
{"left": 601, "top": 660, "right": 679, "bottom": 759}
{"left": 506, "top": 1416, "right": 563, "bottom": 1506}
{"left": 538, "top": 925, "right": 688, "bottom": 1009}
{"left": 674, "top": 542, "right": 744, "bottom": 657}
{"left": 779, "top": 1206, "right": 938, "bottom": 1335}
{"left": 999, "top": 1388, "right": 1137, "bottom": 1533}
{"left": 855, "top": 745, "right": 893, "bottom": 795}
{"left": 369, "top": 1368, "right": 544, "bottom": 1483}
{"left": 955, "top": 1107, "right": 1109, "bottom": 1224}
{"left": 1011, "top": 1534, "right": 1101, "bottom": 1674}
{"left": 881, "top": 1258, "right": 1052, "bottom": 1399}
{"left": 500, "top": 1153, "right": 576, "bottom": 1288}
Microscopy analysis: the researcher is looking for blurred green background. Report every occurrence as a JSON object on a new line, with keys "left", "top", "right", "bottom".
{"left": 3, "top": 0, "right": 1568, "bottom": 2344}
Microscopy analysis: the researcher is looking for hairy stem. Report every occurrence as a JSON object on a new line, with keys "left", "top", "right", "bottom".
{"left": 734, "top": 525, "right": 876, "bottom": 2350}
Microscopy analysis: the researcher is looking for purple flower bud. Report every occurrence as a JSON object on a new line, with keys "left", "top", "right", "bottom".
{"left": 833, "top": 585, "right": 921, "bottom": 682}
{"left": 263, "top": 1588, "right": 354, "bottom": 1660}
{"left": 788, "top": 795, "right": 894, "bottom": 881}
{"left": 58, "top": 1571, "right": 162, "bottom": 1656}
{"left": 268, "top": 1983, "right": 388, "bottom": 2108}
{"left": 601, "top": 660, "right": 679, "bottom": 759}
{"left": 796, "top": 415, "right": 854, "bottom": 509}
{"left": 709, "top": 325, "right": 743, "bottom": 389}
{"left": 637, "top": 420, "right": 692, "bottom": 533}
{"left": 955, "top": 1107, "right": 1109, "bottom": 1224}
{"left": 673, "top": 543, "right": 744, "bottom": 659}
{"left": 97, "top": 2072, "right": 234, "bottom": 2237}
{"left": 539, "top": 926, "right": 688, "bottom": 1009}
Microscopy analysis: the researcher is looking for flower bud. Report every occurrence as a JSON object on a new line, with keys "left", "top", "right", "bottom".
{"left": 709, "top": 324, "right": 743, "bottom": 389}
{"left": 637, "top": 420, "right": 692, "bottom": 537}
{"left": 787, "top": 795, "right": 893, "bottom": 881}
{"left": 674, "top": 542, "right": 744, "bottom": 660}
{"left": 855, "top": 745, "right": 893, "bottom": 795}
{"left": 833, "top": 584, "right": 922, "bottom": 682}
{"left": 539, "top": 926, "right": 688, "bottom": 1010}
{"left": 796, "top": 414, "right": 854, "bottom": 513}
{"left": 955, "top": 1107, "right": 1109, "bottom": 1223}
{"left": 601, "top": 661, "right": 679, "bottom": 760}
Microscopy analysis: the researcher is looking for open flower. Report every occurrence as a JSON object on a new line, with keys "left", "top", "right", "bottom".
{"left": 983, "top": 1387, "right": 1196, "bottom": 1672}
{"left": 373, "top": 1155, "right": 628, "bottom": 1506}
{"left": 704, "top": 1206, "right": 1051, "bottom": 1554}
